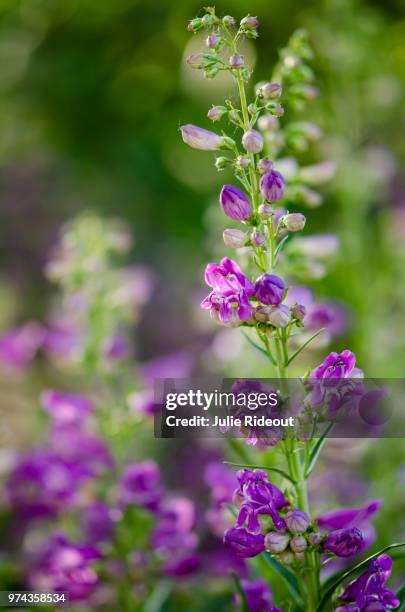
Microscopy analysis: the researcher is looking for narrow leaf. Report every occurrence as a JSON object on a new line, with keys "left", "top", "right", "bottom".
{"left": 275, "top": 234, "right": 289, "bottom": 257}
{"left": 305, "top": 422, "right": 334, "bottom": 478}
{"left": 285, "top": 328, "right": 326, "bottom": 366}
{"left": 261, "top": 552, "right": 302, "bottom": 604}
{"left": 242, "top": 331, "right": 275, "bottom": 365}
{"left": 224, "top": 461, "right": 296, "bottom": 484}
{"left": 316, "top": 542, "right": 405, "bottom": 612}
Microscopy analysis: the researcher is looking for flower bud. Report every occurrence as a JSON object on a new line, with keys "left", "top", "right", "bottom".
{"left": 298, "top": 187, "right": 322, "bottom": 208}
{"left": 206, "top": 34, "right": 220, "bottom": 48}
{"left": 220, "top": 185, "right": 252, "bottom": 221}
{"left": 219, "top": 135, "right": 237, "bottom": 150}
{"left": 222, "top": 15, "right": 235, "bottom": 27}
{"left": 292, "top": 234, "right": 339, "bottom": 259}
{"left": 254, "top": 305, "right": 271, "bottom": 322}
{"left": 187, "top": 18, "right": 203, "bottom": 32}
{"left": 265, "top": 531, "right": 290, "bottom": 554}
{"left": 323, "top": 528, "right": 364, "bottom": 558}
{"left": 258, "top": 114, "right": 279, "bottom": 132}
{"left": 255, "top": 274, "right": 285, "bottom": 305}
{"left": 201, "top": 14, "right": 216, "bottom": 27}
{"left": 235, "top": 155, "right": 250, "bottom": 169}
{"left": 268, "top": 305, "right": 291, "bottom": 328}
{"left": 258, "top": 204, "right": 273, "bottom": 220}
{"left": 266, "top": 102, "right": 284, "bottom": 117}
{"left": 299, "top": 161, "right": 336, "bottom": 185}
{"left": 215, "top": 156, "right": 231, "bottom": 170}
{"left": 258, "top": 159, "right": 273, "bottom": 174}
{"left": 260, "top": 82, "right": 282, "bottom": 99}
{"left": 229, "top": 55, "right": 244, "bottom": 68}
{"left": 242, "top": 129, "right": 264, "bottom": 154}
{"left": 240, "top": 16, "right": 259, "bottom": 29}
{"left": 186, "top": 53, "right": 209, "bottom": 69}
{"left": 251, "top": 230, "right": 265, "bottom": 247}
{"left": 308, "top": 533, "right": 322, "bottom": 547}
{"left": 223, "top": 229, "right": 247, "bottom": 248}
{"left": 285, "top": 509, "right": 310, "bottom": 533}
{"left": 291, "top": 303, "right": 306, "bottom": 321}
{"left": 279, "top": 550, "right": 294, "bottom": 565}
{"left": 260, "top": 170, "right": 285, "bottom": 202}
{"left": 207, "top": 105, "right": 227, "bottom": 122}
{"left": 180, "top": 124, "right": 224, "bottom": 151}
{"left": 290, "top": 535, "right": 308, "bottom": 553}
{"left": 283, "top": 213, "right": 306, "bottom": 232}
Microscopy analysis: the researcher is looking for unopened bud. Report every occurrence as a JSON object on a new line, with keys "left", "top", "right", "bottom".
{"left": 258, "top": 159, "right": 273, "bottom": 174}
{"left": 223, "top": 228, "right": 247, "bottom": 248}
{"left": 242, "top": 129, "right": 263, "bottom": 154}
{"left": 251, "top": 230, "right": 265, "bottom": 247}
{"left": 291, "top": 535, "right": 308, "bottom": 553}
{"left": 229, "top": 55, "right": 244, "bottom": 68}
{"left": 258, "top": 114, "right": 279, "bottom": 132}
{"left": 207, "top": 105, "right": 227, "bottom": 122}
{"left": 222, "top": 15, "right": 235, "bottom": 27}
{"left": 265, "top": 532, "right": 290, "bottom": 554}
{"left": 240, "top": 16, "right": 259, "bottom": 30}
{"left": 206, "top": 34, "right": 220, "bottom": 48}
{"left": 308, "top": 533, "right": 322, "bottom": 547}
{"left": 285, "top": 509, "right": 310, "bottom": 533}
{"left": 215, "top": 156, "right": 231, "bottom": 170}
{"left": 260, "top": 82, "right": 282, "bottom": 99}
{"left": 235, "top": 155, "right": 250, "bottom": 169}
{"left": 254, "top": 305, "right": 271, "bottom": 323}
{"left": 201, "top": 14, "right": 216, "bottom": 27}
{"left": 266, "top": 102, "right": 284, "bottom": 117}
{"left": 187, "top": 18, "right": 203, "bottom": 32}
{"left": 291, "top": 303, "right": 306, "bottom": 321}
{"left": 258, "top": 204, "right": 273, "bottom": 220}
{"left": 268, "top": 305, "right": 291, "bottom": 328}
{"left": 279, "top": 550, "right": 294, "bottom": 565}
{"left": 283, "top": 213, "right": 306, "bottom": 232}
{"left": 186, "top": 53, "right": 209, "bottom": 69}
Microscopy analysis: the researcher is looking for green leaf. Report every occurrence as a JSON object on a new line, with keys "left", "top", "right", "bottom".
{"left": 226, "top": 438, "right": 252, "bottom": 464}
{"left": 231, "top": 572, "right": 249, "bottom": 612}
{"left": 144, "top": 580, "right": 173, "bottom": 612}
{"left": 275, "top": 234, "right": 290, "bottom": 257}
{"left": 316, "top": 542, "right": 405, "bottom": 612}
{"left": 241, "top": 331, "right": 270, "bottom": 359}
{"left": 304, "top": 422, "right": 334, "bottom": 478}
{"left": 224, "top": 461, "right": 296, "bottom": 484}
{"left": 396, "top": 584, "right": 405, "bottom": 610}
{"left": 285, "top": 328, "right": 326, "bottom": 366}
{"left": 261, "top": 552, "right": 303, "bottom": 605}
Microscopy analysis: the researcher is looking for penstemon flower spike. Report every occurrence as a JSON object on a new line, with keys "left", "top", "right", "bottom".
{"left": 182, "top": 8, "right": 404, "bottom": 612}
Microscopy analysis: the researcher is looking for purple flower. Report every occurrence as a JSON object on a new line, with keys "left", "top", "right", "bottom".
{"left": 311, "top": 350, "right": 357, "bottom": 380}
{"left": 323, "top": 527, "right": 364, "bottom": 557}
{"left": 152, "top": 497, "right": 197, "bottom": 553}
{"left": 235, "top": 470, "right": 289, "bottom": 531}
{"left": 268, "top": 305, "right": 291, "bottom": 328}
{"left": 237, "top": 579, "right": 282, "bottom": 612}
{"left": 205, "top": 258, "right": 254, "bottom": 296}
{"left": 285, "top": 509, "right": 310, "bottom": 533}
{"left": 317, "top": 500, "right": 381, "bottom": 554}
{"left": 264, "top": 531, "right": 290, "bottom": 554}
{"left": 223, "top": 527, "right": 265, "bottom": 558}
{"left": 7, "top": 450, "right": 81, "bottom": 519}
{"left": 82, "top": 502, "right": 115, "bottom": 545}
{"left": 201, "top": 290, "right": 254, "bottom": 325}
{"left": 338, "top": 554, "right": 400, "bottom": 610}
{"left": 255, "top": 274, "right": 285, "bottom": 306}
{"left": 219, "top": 185, "right": 253, "bottom": 221}
{"left": 50, "top": 425, "right": 113, "bottom": 478}
{"left": 180, "top": 124, "right": 224, "bottom": 150}
{"left": 119, "top": 461, "right": 164, "bottom": 512}
{"left": 41, "top": 390, "right": 93, "bottom": 426}
{"left": 0, "top": 321, "right": 44, "bottom": 371}
{"left": 163, "top": 554, "right": 200, "bottom": 577}
{"left": 260, "top": 170, "right": 284, "bottom": 201}
{"left": 240, "top": 16, "right": 259, "bottom": 29}
{"left": 305, "top": 302, "right": 349, "bottom": 338}
{"left": 242, "top": 129, "right": 264, "bottom": 153}
{"left": 28, "top": 533, "right": 101, "bottom": 601}
{"left": 230, "top": 54, "right": 244, "bottom": 68}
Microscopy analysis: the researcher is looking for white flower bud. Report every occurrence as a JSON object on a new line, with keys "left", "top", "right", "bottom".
{"left": 223, "top": 229, "right": 247, "bottom": 248}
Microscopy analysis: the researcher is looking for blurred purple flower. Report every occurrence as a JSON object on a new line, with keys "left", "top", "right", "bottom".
{"left": 323, "top": 527, "right": 364, "bottom": 558}
{"left": 29, "top": 533, "right": 101, "bottom": 601}
{"left": 140, "top": 350, "right": 195, "bottom": 383}
{"left": 338, "top": 554, "right": 399, "bottom": 610}
{"left": 128, "top": 390, "right": 159, "bottom": 417}
{"left": 223, "top": 527, "right": 265, "bottom": 558}
{"left": 162, "top": 554, "right": 200, "bottom": 577}
{"left": 0, "top": 321, "right": 44, "bottom": 371}
{"left": 118, "top": 461, "right": 164, "bottom": 512}
{"left": 7, "top": 451, "right": 81, "bottom": 519}
{"left": 49, "top": 425, "right": 114, "bottom": 478}
{"left": 41, "top": 390, "right": 93, "bottom": 427}
{"left": 82, "top": 502, "right": 115, "bottom": 545}
{"left": 305, "top": 302, "right": 349, "bottom": 338}
{"left": 237, "top": 579, "right": 283, "bottom": 612}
